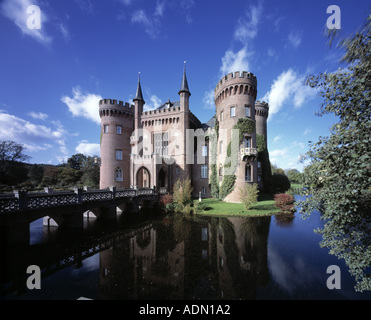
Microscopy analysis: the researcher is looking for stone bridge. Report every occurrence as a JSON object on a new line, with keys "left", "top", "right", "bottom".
{"left": 0, "top": 187, "right": 160, "bottom": 244}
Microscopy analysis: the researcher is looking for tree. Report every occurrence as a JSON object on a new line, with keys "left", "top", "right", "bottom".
{"left": 298, "top": 13, "right": 371, "bottom": 292}
{"left": 271, "top": 173, "right": 291, "bottom": 193}
{"left": 28, "top": 164, "right": 44, "bottom": 186}
{"left": 239, "top": 183, "right": 259, "bottom": 210}
{"left": 67, "top": 153, "right": 86, "bottom": 170}
{"left": 0, "top": 140, "right": 31, "bottom": 185}
{"left": 172, "top": 177, "right": 193, "bottom": 212}
{"left": 286, "top": 169, "right": 303, "bottom": 184}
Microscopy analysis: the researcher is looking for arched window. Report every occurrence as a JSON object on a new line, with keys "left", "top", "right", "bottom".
{"left": 245, "top": 165, "right": 251, "bottom": 182}
{"left": 115, "top": 168, "right": 123, "bottom": 181}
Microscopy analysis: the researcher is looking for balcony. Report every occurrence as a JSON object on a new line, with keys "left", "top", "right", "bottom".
{"left": 240, "top": 147, "right": 258, "bottom": 161}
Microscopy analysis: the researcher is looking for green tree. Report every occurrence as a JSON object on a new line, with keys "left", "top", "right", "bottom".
{"left": 172, "top": 177, "right": 193, "bottom": 212}
{"left": 298, "top": 13, "right": 371, "bottom": 292}
{"left": 239, "top": 183, "right": 259, "bottom": 210}
{"left": 67, "top": 153, "right": 86, "bottom": 170}
{"left": 286, "top": 169, "right": 303, "bottom": 184}
{"left": 271, "top": 173, "right": 291, "bottom": 193}
{"left": 0, "top": 140, "right": 31, "bottom": 185}
{"left": 80, "top": 156, "right": 100, "bottom": 188}
{"left": 28, "top": 164, "right": 44, "bottom": 187}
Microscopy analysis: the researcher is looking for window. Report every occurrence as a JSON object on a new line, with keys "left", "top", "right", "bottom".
{"left": 230, "top": 106, "right": 235, "bottom": 117}
{"left": 219, "top": 141, "right": 223, "bottom": 154}
{"left": 201, "top": 187, "right": 207, "bottom": 195}
{"left": 115, "top": 149, "right": 122, "bottom": 160}
{"left": 201, "top": 165, "right": 208, "bottom": 178}
{"left": 202, "top": 145, "right": 208, "bottom": 157}
{"left": 219, "top": 165, "right": 223, "bottom": 181}
{"left": 244, "top": 137, "right": 251, "bottom": 148}
{"left": 220, "top": 111, "right": 224, "bottom": 121}
{"left": 258, "top": 173, "right": 262, "bottom": 182}
{"left": 154, "top": 132, "right": 168, "bottom": 156}
{"left": 116, "top": 126, "right": 122, "bottom": 134}
{"left": 245, "top": 105, "right": 251, "bottom": 117}
{"left": 245, "top": 165, "right": 252, "bottom": 182}
{"left": 201, "top": 228, "right": 208, "bottom": 241}
{"left": 258, "top": 161, "right": 262, "bottom": 168}
{"left": 103, "top": 125, "right": 109, "bottom": 133}
{"left": 115, "top": 168, "right": 123, "bottom": 181}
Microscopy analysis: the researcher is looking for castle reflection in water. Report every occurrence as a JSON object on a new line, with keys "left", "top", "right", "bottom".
{"left": 98, "top": 215, "right": 271, "bottom": 300}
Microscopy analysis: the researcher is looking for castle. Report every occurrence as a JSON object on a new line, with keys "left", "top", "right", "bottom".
{"left": 99, "top": 66, "right": 270, "bottom": 202}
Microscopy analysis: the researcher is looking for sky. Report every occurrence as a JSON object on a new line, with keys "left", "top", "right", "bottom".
{"left": 0, "top": 0, "right": 369, "bottom": 172}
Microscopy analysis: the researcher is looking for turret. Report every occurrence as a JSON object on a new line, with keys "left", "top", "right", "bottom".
{"left": 178, "top": 63, "right": 191, "bottom": 112}
{"left": 133, "top": 73, "right": 145, "bottom": 132}
{"left": 99, "top": 99, "right": 134, "bottom": 189}
{"left": 255, "top": 100, "right": 269, "bottom": 148}
{"left": 214, "top": 71, "right": 259, "bottom": 202}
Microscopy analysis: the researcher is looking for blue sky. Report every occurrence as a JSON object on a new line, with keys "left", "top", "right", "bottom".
{"left": 0, "top": 0, "right": 369, "bottom": 171}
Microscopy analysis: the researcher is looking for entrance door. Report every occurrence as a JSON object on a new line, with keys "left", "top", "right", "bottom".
{"left": 158, "top": 168, "right": 167, "bottom": 188}
{"left": 137, "top": 167, "right": 150, "bottom": 188}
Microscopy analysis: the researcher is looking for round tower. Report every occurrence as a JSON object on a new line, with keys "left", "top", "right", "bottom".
{"left": 99, "top": 99, "right": 134, "bottom": 189}
{"left": 255, "top": 100, "right": 269, "bottom": 147}
{"left": 214, "top": 71, "right": 258, "bottom": 202}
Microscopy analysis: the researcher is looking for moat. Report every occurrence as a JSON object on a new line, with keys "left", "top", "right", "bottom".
{"left": 1, "top": 195, "right": 370, "bottom": 300}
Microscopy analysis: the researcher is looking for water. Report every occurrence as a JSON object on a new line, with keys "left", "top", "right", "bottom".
{"left": 1, "top": 196, "right": 370, "bottom": 300}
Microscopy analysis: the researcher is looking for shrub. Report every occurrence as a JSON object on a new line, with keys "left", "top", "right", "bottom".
{"left": 194, "top": 202, "right": 207, "bottom": 213}
{"left": 274, "top": 193, "right": 295, "bottom": 213}
{"left": 239, "top": 183, "right": 259, "bottom": 210}
{"left": 271, "top": 173, "right": 291, "bottom": 193}
{"left": 172, "top": 177, "right": 193, "bottom": 211}
{"left": 159, "top": 194, "right": 173, "bottom": 206}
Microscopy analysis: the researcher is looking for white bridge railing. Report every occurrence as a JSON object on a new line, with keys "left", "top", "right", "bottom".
{"left": 0, "top": 187, "right": 156, "bottom": 213}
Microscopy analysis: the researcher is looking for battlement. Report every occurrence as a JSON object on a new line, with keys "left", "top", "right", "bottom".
{"left": 214, "top": 71, "right": 258, "bottom": 106}
{"left": 215, "top": 71, "right": 257, "bottom": 92}
{"left": 99, "top": 99, "right": 134, "bottom": 109}
{"left": 255, "top": 100, "right": 269, "bottom": 108}
{"left": 99, "top": 99, "right": 135, "bottom": 118}
{"left": 141, "top": 105, "right": 183, "bottom": 118}
{"left": 255, "top": 101, "right": 269, "bottom": 118}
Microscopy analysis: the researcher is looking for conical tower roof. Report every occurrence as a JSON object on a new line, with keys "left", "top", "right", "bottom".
{"left": 133, "top": 73, "right": 145, "bottom": 103}
{"left": 178, "top": 63, "right": 191, "bottom": 96}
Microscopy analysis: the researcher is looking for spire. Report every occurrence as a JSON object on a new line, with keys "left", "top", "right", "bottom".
{"left": 133, "top": 72, "right": 145, "bottom": 103}
{"left": 178, "top": 61, "right": 191, "bottom": 96}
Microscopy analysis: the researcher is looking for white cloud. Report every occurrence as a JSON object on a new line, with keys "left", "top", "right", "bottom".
{"left": 287, "top": 30, "right": 302, "bottom": 48}
{"left": 273, "top": 135, "right": 283, "bottom": 143}
{"left": 0, "top": 0, "right": 52, "bottom": 46}
{"left": 28, "top": 111, "right": 48, "bottom": 121}
{"left": 303, "top": 128, "right": 312, "bottom": 136}
{"left": 234, "top": 4, "right": 263, "bottom": 43}
{"left": 203, "top": 90, "right": 215, "bottom": 110}
{"left": 75, "top": 140, "right": 100, "bottom": 156}
{"left": 262, "top": 69, "right": 317, "bottom": 119}
{"left": 144, "top": 95, "right": 163, "bottom": 111}
{"left": 180, "top": 0, "right": 195, "bottom": 24}
{"left": 75, "top": 0, "right": 94, "bottom": 14}
{"left": 131, "top": 9, "right": 161, "bottom": 39}
{"left": 58, "top": 23, "right": 70, "bottom": 42}
{"left": 119, "top": 0, "right": 135, "bottom": 5}
{"left": 270, "top": 148, "right": 289, "bottom": 158}
{"left": 155, "top": 0, "right": 166, "bottom": 17}
{"left": 0, "top": 111, "right": 69, "bottom": 159}
{"left": 219, "top": 46, "right": 251, "bottom": 77}
{"left": 61, "top": 87, "right": 102, "bottom": 125}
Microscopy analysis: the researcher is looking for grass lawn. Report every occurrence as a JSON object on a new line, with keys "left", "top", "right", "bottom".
{"left": 194, "top": 194, "right": 280, "bottom": 217}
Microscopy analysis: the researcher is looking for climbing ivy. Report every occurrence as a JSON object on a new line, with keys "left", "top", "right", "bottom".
{"left": 256, "top": 134, "right": 272, "bottom": 192}
{"left": 210, "top": 116, "right": 219, "bottom": 199}
{"left": 235, "top": 118, "right": 255, "bottom": 143}
{"left": 219, "top": 118, "right": 255, "bottom": 200}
